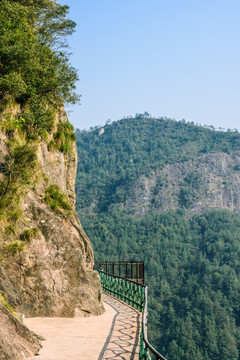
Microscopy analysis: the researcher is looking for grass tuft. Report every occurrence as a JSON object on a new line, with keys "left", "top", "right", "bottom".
{"left": 44, "top": 184, "right": 72, "bottom": 213}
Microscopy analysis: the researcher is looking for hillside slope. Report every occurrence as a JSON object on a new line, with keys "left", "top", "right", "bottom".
{"left": 76, "top": 116, "right": 240, "bottom": 359}
{"left": 76, "top": 117, "right": 240, "bottom": 216}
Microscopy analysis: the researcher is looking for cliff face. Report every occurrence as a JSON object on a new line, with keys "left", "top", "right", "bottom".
{"left": 124, "top": 150, "right": 240, "bottom": 217}
{"left": 0, "top": 303, "right": 41, "bottom": 360}
{"left": 0, "top": 110, "right": 104, "bottom": 318}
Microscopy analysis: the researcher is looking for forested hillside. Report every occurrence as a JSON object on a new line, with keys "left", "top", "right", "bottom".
{"left": 76, "top": 116, "right": 240, "bottom": 359}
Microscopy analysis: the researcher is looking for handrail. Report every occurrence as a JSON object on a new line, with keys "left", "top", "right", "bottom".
{"left": 99, "top": 270, "right": 167, "bottom": 360}
{"left": 141, "top": 286, "right": 167, "bottom": 360}
{"left": 95, "top": 261, "right": 144, "bottom": 284}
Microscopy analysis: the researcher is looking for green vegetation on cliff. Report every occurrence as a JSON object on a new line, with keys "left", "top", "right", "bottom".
{"left": 0, "top": 0, "right": 77, "bottom": 255}
{"left": 0, "top": 3, "right": 104, "bottom": 346}
{"left": 76, "top": 117, "right": 240, "bottom": 359}
{"left": 44, "top": 184, "right": 72, "bottom": 213}
{"left": 0, "top": 0, "right": 79, "bottom": 138}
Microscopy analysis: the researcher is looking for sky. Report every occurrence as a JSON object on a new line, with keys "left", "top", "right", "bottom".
{"left": 59, "top": 0, "right": 240, "bottom": 131}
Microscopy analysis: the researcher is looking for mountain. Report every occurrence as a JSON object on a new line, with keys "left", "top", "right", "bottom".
{"left": 75, "top": 117, "right": 240, "bottom": 216}
{"left": 75, "top": 116, "right": 240, "bottom": 360}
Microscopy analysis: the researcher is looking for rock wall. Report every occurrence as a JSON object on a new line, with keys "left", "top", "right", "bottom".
{"left": 0, "top": 110, "right": 104, "bottom": 318}
{"left": 0, "top": 303, "right": 41, "bottom": 360}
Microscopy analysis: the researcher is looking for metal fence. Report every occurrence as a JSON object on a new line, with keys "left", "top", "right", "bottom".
{"left": 95, "top": 261, "right": 144, "bottom": 284}
{"left": 99, "top": 270, "right": 167, "bottom": 360}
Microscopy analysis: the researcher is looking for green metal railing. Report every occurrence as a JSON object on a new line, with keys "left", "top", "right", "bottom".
{"left": 99, "top": 271, "right": 167, "bottom": 360}
{"left": 95, "top": 261, "right": 144, "bottom": 283}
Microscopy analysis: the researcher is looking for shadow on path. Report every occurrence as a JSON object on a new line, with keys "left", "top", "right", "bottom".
{"left": 24, "top": 293, "right": 141, "bottom": 359}
{"left": 99, "top": 294, "right": 141, "bottom": 360}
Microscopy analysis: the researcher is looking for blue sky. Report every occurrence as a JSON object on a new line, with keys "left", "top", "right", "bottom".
{"left": 59, "top": 0, "right": 240, "bottom": 131}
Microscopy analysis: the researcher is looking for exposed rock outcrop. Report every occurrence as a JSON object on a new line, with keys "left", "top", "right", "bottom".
{"left": 124, "top": 151, "right": 240, "bottom": 217}
{"left": 0, "top": 303, "right": 41, "bottom": 360}
{"left": 0, "top": 110, "right": 104, "bottom": 318}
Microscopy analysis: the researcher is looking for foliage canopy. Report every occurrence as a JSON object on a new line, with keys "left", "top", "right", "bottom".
{"left": 0, "top": 0, "right": 79, "bottom": 137}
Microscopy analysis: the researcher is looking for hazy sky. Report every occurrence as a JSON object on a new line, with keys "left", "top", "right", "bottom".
{"left": 59, "top": 0, "right": 240, "bottom": 131}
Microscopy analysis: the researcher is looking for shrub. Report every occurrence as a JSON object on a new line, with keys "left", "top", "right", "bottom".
{"left": 5, "top": 225, "right": 15, "bottom": 235}
{"left": 44, "top": 184, "right": 72, "bottom": 213}
{"left": 0, "top": 293, "right": 16, "bottom": 316}
{"left": 0, "top": 0, "right": 79, "bottom": 136}
{"left": 20, "top": 227, "right": 40, "bottom": 242}
{"left": 3, "top": 241, "right": 25, "bottom": 255}
{"left": 49, "top": 121, "right": 76, "bottom": 153}
{"left": 7, "top": 209, "right": 22, "bottom": 223}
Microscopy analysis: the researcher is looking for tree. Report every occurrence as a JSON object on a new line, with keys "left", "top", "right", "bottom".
{"left": 0, "top": 0, "right": 79, "bottom": 137}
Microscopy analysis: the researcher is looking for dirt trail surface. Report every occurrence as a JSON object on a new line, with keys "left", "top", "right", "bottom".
{"left": 24, "top": 293, "right": 141, "bottom": 360}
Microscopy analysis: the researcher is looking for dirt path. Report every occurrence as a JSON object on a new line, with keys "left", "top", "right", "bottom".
{"left": 24, "top": 294, "right": 141, "bottom": 360}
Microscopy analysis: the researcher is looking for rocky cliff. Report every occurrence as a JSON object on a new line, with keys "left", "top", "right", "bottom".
{"left": 0, "top": 108, "right": 104, "bottom": 358}
{"left": 0, "top": 302, "right": 41, "bottom": 360}
{"left": 0, "top": 109, "right": 104, "bottom": 317}
{"left": 0, "top": 1, "right": 104, "bottom": 358}
{"left": 123, "top": 150, "right": 240, "bottom": 217}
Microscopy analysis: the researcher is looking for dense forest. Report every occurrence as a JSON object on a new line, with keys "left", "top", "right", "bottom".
{"left": 76, "top": 116, "right": 240, "bottom": 359}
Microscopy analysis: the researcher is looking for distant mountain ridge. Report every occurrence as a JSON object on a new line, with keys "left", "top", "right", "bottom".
{"left": 75, "top": 116, "right": 240, "bottom": 217}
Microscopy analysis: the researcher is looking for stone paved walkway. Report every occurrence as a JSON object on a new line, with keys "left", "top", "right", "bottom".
{"left": 24, "top": 293, "right": 141, "bottom": 360}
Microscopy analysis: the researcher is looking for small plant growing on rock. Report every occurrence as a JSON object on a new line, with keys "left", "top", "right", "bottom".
{"left": 7, "top": 209, "right": 22, "bottom": 224}
{"left": 44, "top": 184, "right": 72, "bottom": 213}
{"left": 48, "top": 121, "right": 76, "bottom": 154}
{"left": 0, "top": 292, "right": 16, "bottom": 316}
{"left": 5, "top": 225, "right": 16, "bottom": 235}
{"left": 3, "top": 241, "right": 25, "bottom": 255}
{"left": 20, "top": 227, "right": 40, "bottom": 242}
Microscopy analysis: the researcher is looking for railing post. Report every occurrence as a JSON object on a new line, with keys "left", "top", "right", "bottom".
{"left": 142, "top": 262, "right": 145, "bottom": 284}
{"left": 137, "top": 262, "right": 139, "bottom": 283}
